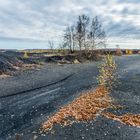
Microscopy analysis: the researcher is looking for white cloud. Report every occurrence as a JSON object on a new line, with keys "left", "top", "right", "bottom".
{"left": 0, "top": 0, "right": 11, "bottom": 6}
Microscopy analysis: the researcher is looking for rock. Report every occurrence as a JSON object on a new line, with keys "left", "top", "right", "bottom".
{"left": 57, "top": 62, "right": 63, "bottom": 66}
{"left": 73, "top": 59, "right": 80, "bottom": 64}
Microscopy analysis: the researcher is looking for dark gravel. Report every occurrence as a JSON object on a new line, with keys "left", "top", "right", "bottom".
{"left": 0, "top": 55, "right": 140, "bottom": 140}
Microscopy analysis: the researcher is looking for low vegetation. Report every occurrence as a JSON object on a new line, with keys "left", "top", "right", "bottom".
{"left": 23, "top": 51, "right": 29, "bottom": 59}
{"left": 97, "top": 54, "right": 117, "bottom": 90}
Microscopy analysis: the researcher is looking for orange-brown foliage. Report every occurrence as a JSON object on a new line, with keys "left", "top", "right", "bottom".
{"left": 42, "top": 86, "right": 112, "bottom": 132}
{"left": 103, "top": 112, "right": 140, "bottom": 127}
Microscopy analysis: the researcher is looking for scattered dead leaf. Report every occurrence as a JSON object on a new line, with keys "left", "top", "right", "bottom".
{"left": 103, "top": 112, "right": 140, "bottom": 127}
{"left": 42, "top": 86, "right": 112, "bottom": 132}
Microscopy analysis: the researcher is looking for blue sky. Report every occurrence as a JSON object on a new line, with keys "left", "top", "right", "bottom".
{"left": 0, "top": 0, "right": 140, "bottom": 49}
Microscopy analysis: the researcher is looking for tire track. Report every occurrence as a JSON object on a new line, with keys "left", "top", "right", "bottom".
{"left": 0, "top": 73, "right": 74, "bottom": 99}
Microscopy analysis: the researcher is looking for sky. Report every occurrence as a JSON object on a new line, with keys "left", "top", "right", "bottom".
{"left": 0, "top": 0, "right": 140, "bottom": 49}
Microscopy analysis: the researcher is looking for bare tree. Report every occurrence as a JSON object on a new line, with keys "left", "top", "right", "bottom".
{"left": 58, "top": 42, "right": 65, "bottom": 54}
{"left": 76, "top": 14, "right": 90, "bottom": 51}
{"left": 48, "top": 40, "right": 54, "bottom": 52}
{"left": 88, "top": 16, "right": 106, "bottom": 50}
{"left": 71, "top": 25, "right": 76, "bottom": 53}
{"left": 76, "top": 16, "right": 82, "bottom": 51}
{"left": 63, "top": 26, "right": 73, "bottom": 53}
{"left": 63, "top": 15, "right": 106, "bottom": 55}
{"left": 81, "top": 15, "right": 90, "bottom": 50}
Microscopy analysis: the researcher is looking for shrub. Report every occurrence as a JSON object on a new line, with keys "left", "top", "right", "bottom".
{"left": 23, "top": 51, "right": 29, "bottom": 59}
{"left": 97, "top": 54, "right": 117, "bottom": 90}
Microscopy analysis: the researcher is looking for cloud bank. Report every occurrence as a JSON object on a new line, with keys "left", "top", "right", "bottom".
{"left": 0, "top": 0, "right": 140, "bottom": 48}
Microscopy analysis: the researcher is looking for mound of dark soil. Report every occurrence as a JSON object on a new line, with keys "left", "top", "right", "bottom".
{"left": 44, "top": 55, "right": 76, "bottom": 63}
{"left": 44, "top": 53, "right": 102, "bottom": 64}
{"left": 0, "top": 51, "right": 102, "bottom": 75}
{"left": 0, "top": 52, "right": 37, "bottom": 75}
{"left": 0, "top": 52, "right": 23, "bottom": 74}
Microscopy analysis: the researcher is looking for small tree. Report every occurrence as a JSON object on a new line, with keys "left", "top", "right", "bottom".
{"left": 23, "top": 51, "right": 29, "bottom": 59}
{"left": 97, "top": 54, "right": 117, "bottom": 90}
